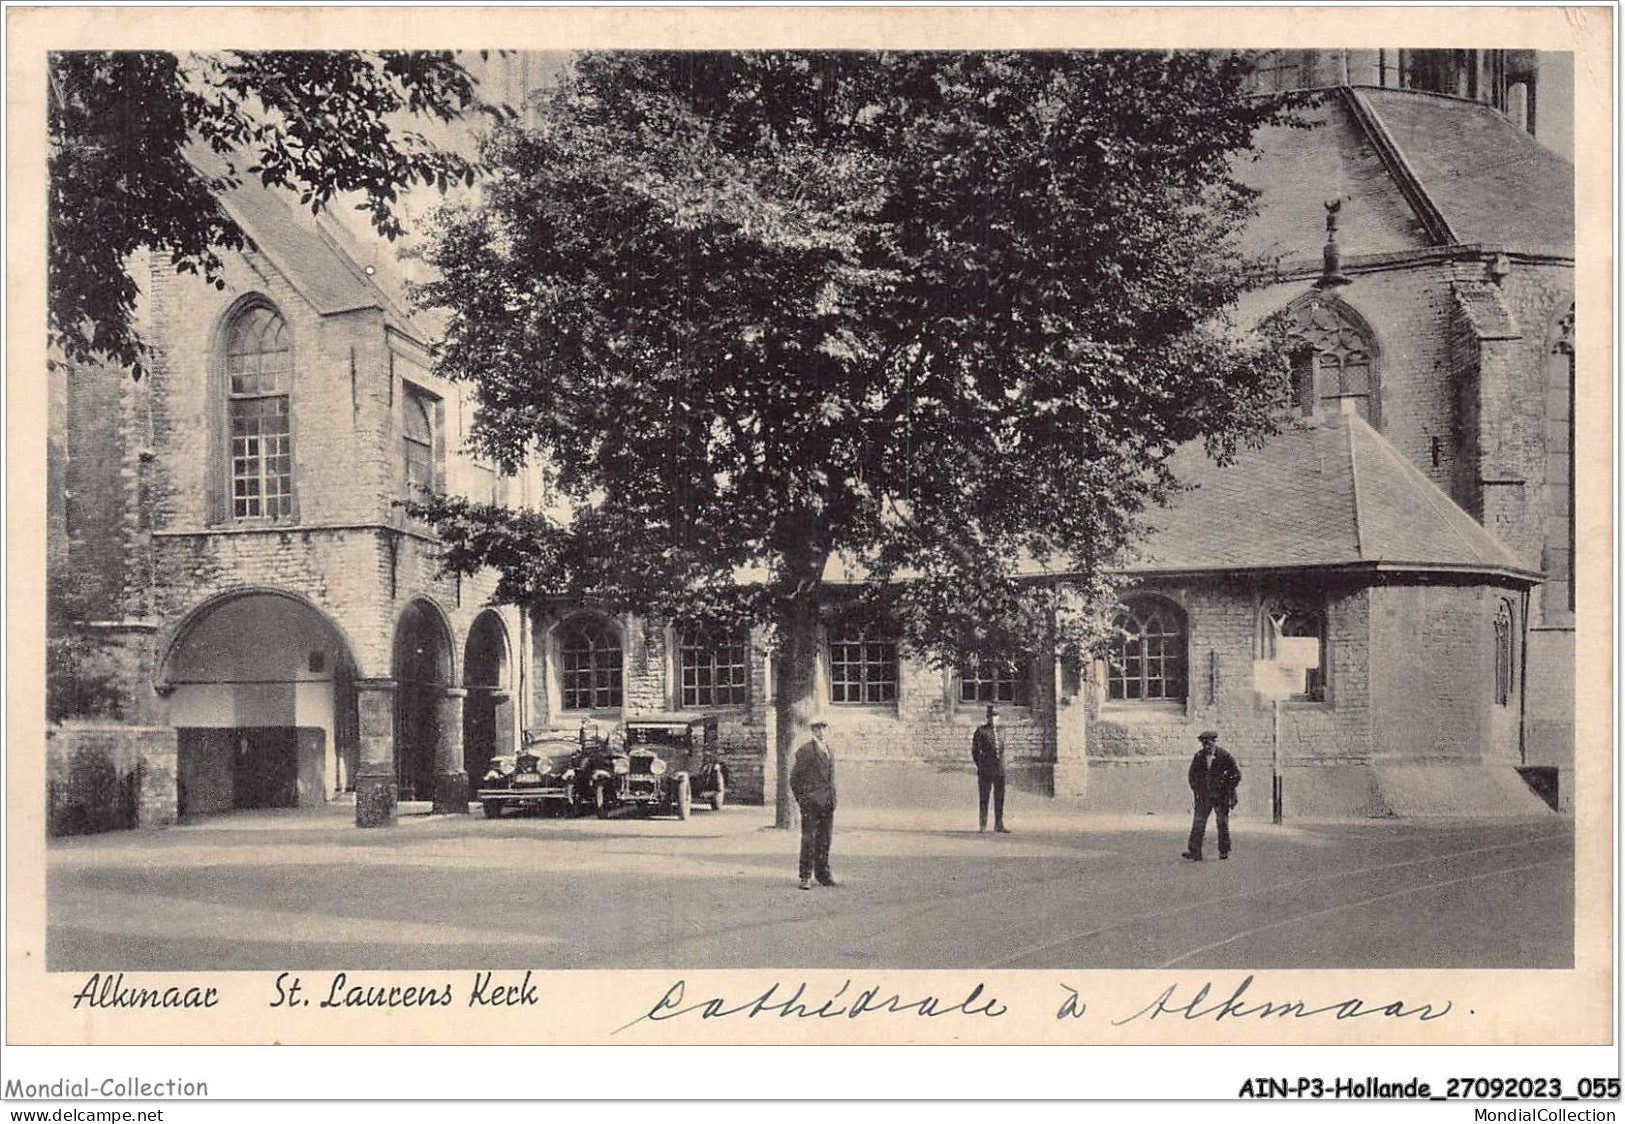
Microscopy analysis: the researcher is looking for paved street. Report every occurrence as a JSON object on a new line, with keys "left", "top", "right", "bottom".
{"left": 46, "top": 777, "right": 1572, "bottom": 971}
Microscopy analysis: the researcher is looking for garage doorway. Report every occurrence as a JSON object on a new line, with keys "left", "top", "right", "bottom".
{"left": 163, "top": 591, "right": 358, "bottom": 818}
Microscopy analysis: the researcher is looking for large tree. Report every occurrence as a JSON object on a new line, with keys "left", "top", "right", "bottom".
{"left": 415, "top": 51, "right": 1301, "bottom": 825}
{"left": 48, "top": 50, "right": 501, "bottom": 378}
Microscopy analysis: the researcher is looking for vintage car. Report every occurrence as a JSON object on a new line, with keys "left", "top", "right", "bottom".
{"left": 623, "top": 714, "right": 728, "bottom": 812}
{"left": 577, "top": 717, "right": 718, "bottom": 820}
{"left": 476, "top": 734, "right": 587, "bottom": 819}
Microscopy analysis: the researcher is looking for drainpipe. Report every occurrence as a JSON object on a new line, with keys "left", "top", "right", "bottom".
{"left": 519, "top": 606, "right": 532, "bottom": 746}
{"left": 1517, "top": 586, "right": 1531, "bottom": 767}
{"left": 1272, "top": 698, "right": 1284, "bottom": 825}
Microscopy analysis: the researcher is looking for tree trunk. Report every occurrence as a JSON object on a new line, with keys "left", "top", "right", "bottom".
{"left": 772, "top": 594, "right": 822, "bottom": 829}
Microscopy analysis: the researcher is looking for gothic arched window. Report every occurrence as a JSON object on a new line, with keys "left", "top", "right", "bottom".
{"left": 1284, "top": 296, "right": 1381, "bottom": 427}
{"left": 1493, "top": 598, "right": 1516, "bottom": 707}
{"left": 1106, "top": 598, "right": 1187, "bottom": 703}
{"left": 559, "top": 616, "right": 623, "bottom": 711}
{"left": 403, "top": 387, "right": 438, "bottom": 500}
{"left": 225, "top": 303, "right": 293, "bottom": 519}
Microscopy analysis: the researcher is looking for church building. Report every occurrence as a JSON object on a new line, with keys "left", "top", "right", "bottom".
{"left": 45, "top": 48, "right": 1574, "bottom": 830}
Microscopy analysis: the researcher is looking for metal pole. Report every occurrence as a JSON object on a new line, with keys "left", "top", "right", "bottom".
{"left": 1272, "top": 698, "right": 1284, "bottom": 824}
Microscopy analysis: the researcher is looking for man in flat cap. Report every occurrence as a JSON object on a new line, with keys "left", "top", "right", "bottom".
{"left": 790, "top": 720, "right": 838, "bottom": 889}
{"left": 971, "top": 704, "right": 1010, "bottom": 833}
{"left": 1183, "top": 730, "right": 1240, "bottom": 861}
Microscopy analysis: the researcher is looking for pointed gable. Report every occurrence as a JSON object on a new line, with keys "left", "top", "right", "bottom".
{"left": 190, "top": 148, "right": 433, "bottom": 346}
{"left": 1238, "top": 86, "right": 1573, "bottom": 261}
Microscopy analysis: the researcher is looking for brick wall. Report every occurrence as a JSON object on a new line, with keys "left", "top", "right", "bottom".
{"left": 1241, "top": 265, "right": 1465, "bottom": 505}
{"left": 50, "top": 232, "right": 528, "bottom": 816}
{"left": 815, "top": 642, "right": 1050, "bottom": 769}
{"left": 1238, "top": 258, "right": 1572, "bottom": 571}
{"left": 1090, "top": 579, "right": 1374, "bottom": 773}
{"left": 1237, "top": 251, "right": 1573, "bottom": 786}
{"left": 59, "top": 353, "right": 144, "bottom": 621}
{"left": 46, "top": 724, "right": 178, "bottom": 834}
{"left": 1467, "top": 261, "right": 1574, "bottom": 619}
{"left": 1368, "top": 583, "right": 1504, "bottom": 762}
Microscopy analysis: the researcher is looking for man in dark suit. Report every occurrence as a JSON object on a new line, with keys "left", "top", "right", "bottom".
{"left": 971, "top": 704, "right": 1011, "bottom": 833}
{"left": 790, "top": 720, "right": 838, "bottom": 890}
{"left": 1183, "top": 730, "right": 1241, "bottom": 861}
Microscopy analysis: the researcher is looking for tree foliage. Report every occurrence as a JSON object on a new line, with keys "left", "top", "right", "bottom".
{"left": 418, "top": 50, "right": 1302, "bottom": 664}
{"left": 48, "top": 50, "right": 498, "bottom": 377}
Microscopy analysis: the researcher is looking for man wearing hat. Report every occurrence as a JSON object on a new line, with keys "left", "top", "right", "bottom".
{"left": 1184, "top": 730, "right": 1241, "bottom": 861}
{"left": 790, "top": 720, "right": 839, "bottom": 890}
{"left": 971, "top": 705, "right": 1011, "bottom": 833}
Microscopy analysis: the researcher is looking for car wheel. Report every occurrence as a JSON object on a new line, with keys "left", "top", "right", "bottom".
{"left": 593, "top": 783, "right": 612, "bottom": 819}
{"left": 710, "top": 775, "right": 726, "bottom": 812}
{"left": 675, "top": 773, "right": 692, "bottom": 821}
{"left": 482, "top": 802, "right": 500, "bottom": 820}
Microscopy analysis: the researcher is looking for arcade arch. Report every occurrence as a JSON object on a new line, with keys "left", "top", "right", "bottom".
{"left": 159, "top": 590, "right": 358, "bottom": 816}
{"left": 391, "top": 597, "right": 456, "bottom": 804}
{"left": 462, "top": 610, "right": 515, "bottom": 784}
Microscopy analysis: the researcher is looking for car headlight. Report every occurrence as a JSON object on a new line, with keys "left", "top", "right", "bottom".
{"left": 613, "top": 759, "right": 630, "bottom": 775}
{"left": 650, "top": 759, "right": 667, "bottom": 776}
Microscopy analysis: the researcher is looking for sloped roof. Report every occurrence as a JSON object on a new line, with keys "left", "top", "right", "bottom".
{"left": 1122, "top": 407, "right": 1537, "bottom": 582}
{"left": 190, "top": 148, "right": 432, "bottom": 345}
{"left": 1356, "top": 87, "right": 1574, "bottom": 249}
{"left": 780, "top": 408, "right": 1532, "bottom": 591}
{"left": 1238, "top": 86, "right": 1573, "bottom": 260}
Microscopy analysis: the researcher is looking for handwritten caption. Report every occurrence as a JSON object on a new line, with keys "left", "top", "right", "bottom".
{"left": 68, "top": 969, "right": 1455, "bottom": 1033}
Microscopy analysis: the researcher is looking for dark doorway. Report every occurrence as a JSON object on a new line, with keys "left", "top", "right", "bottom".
{"left": 464, "top": 693, "right": 498, "bottom": 779}
{"left": 462, "top": 610, "right": 512, "bottom": 782}
{"left": 234, "top": 728, "right": 298, "bottom": 809}
{"left": 393, "top": 600, "right": 453, "bottom": 802}
{"left": 394, "top": 687, "right": 438, "bottom": 801}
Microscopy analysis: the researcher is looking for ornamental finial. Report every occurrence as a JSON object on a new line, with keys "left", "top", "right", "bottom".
{"left": 1315, "top": 199, "right": 1351, "bottom": 290}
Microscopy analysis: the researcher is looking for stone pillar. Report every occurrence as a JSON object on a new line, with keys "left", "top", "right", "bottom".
{"left": 491, "top": 691, "right": 516, "bottom": 757}
{"left": 355, "top": 679, "right": 398, "bottom": 828}
{"left": 432, "top": 687, "right": 469, "bottom": 814}
{"left": 1052, "top": 656, "right": 1090, "bottom": 800}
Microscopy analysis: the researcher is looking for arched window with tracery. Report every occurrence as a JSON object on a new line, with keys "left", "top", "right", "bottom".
{"left": 225, "top": 304, "right": 294, "bottom": 519}
{"left": 559, "top": 616, "right": 623, "bottom": 711}
{"left": 1284, "top": 295, "right": 1381, "bottom": 427}
{"left": 1257, "top": 600, "right": 1327, "bottom": 702}
{"left": 1493, "top": 598, "right": 1516, "bottom": 707}
{"left": 1106, "top": 598, "right": 1187, "bottom": 703}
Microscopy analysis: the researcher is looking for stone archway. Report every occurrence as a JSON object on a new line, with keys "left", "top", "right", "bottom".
{"left": 159, "top": 590, "right": 359, "bottom": 817}
{"left": 462, "top": 610, "right": 514, "bottom": 785}
{"left": 391, "top": 598, "right": 457, "bottom": 807}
